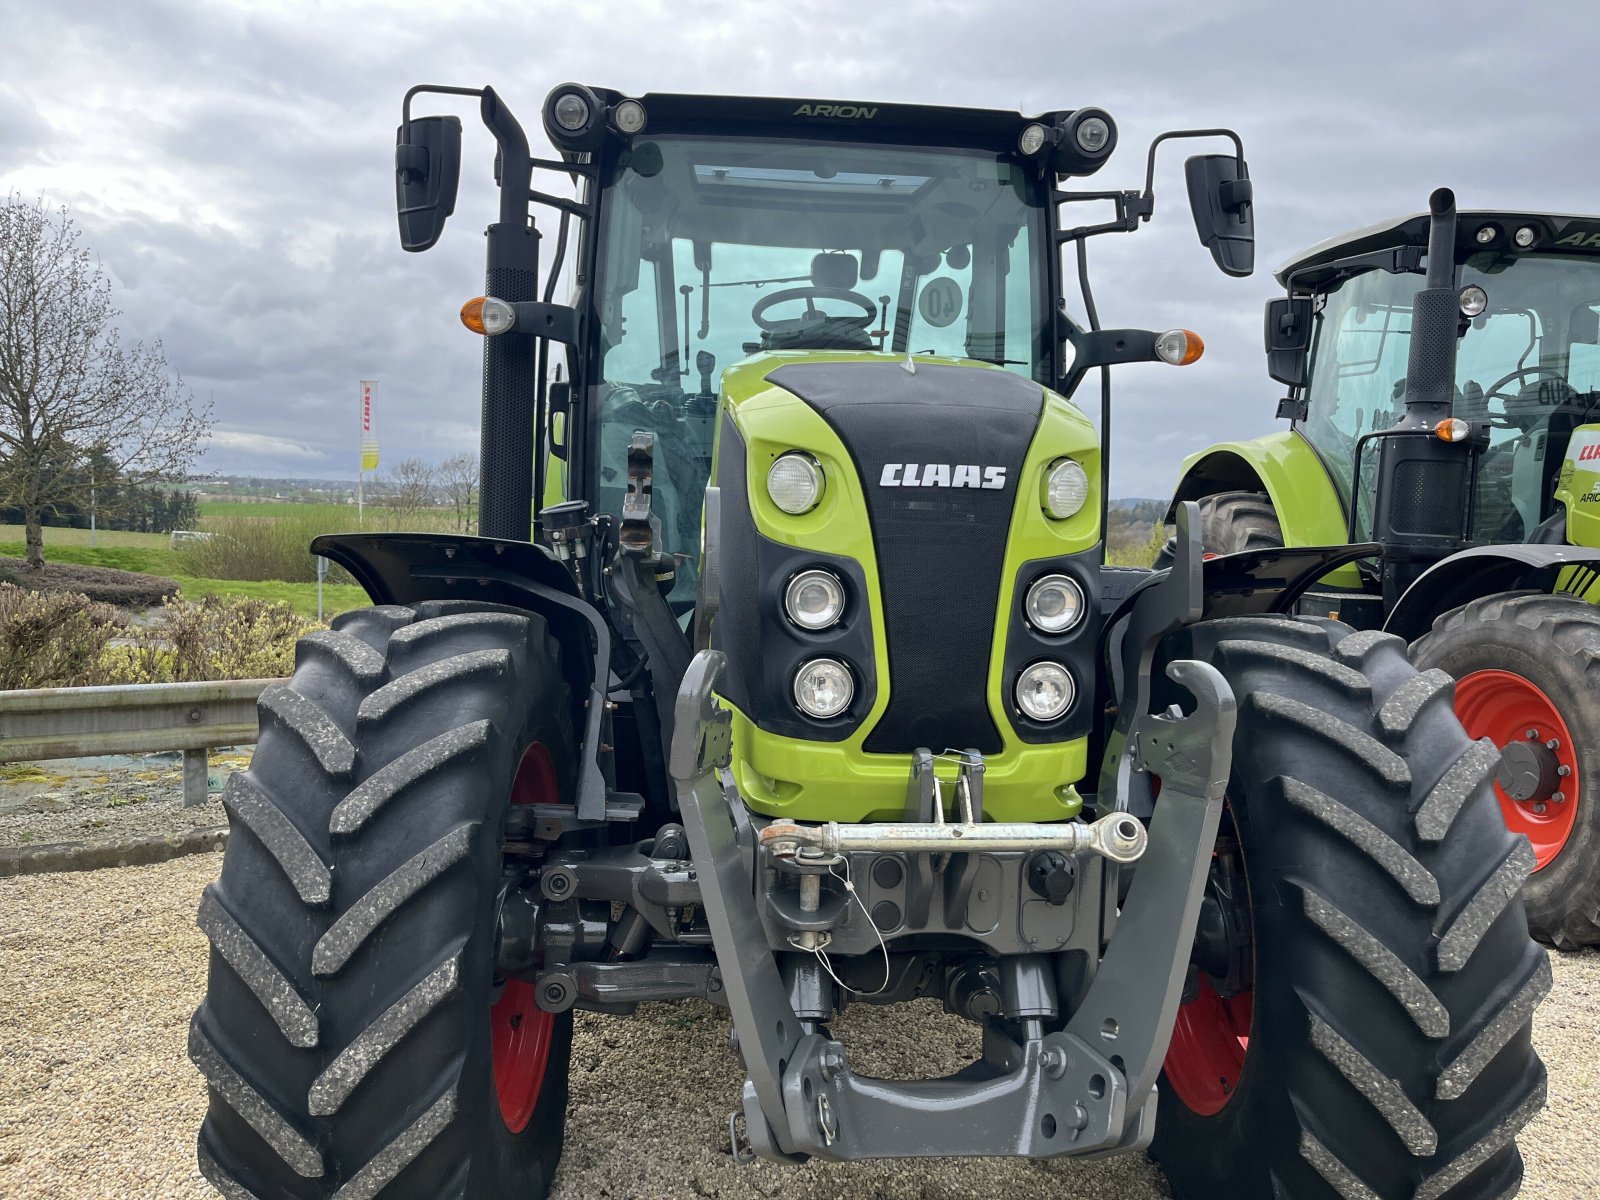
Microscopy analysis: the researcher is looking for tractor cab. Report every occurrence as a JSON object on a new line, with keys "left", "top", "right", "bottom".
{"left": 1275, "top": 210, "right": 1600, "bottom": 548}
{"left": 583, "top": 116, "right": 1058, "bottom": 606}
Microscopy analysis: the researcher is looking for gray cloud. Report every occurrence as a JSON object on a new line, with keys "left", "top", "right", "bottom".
{"left": 5, "top": 0, "right": 1600, "bottom": 496}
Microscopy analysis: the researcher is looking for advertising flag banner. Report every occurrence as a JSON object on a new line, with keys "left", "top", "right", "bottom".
{"left": 360, "top": 380, "right": 380, "bottom": 471}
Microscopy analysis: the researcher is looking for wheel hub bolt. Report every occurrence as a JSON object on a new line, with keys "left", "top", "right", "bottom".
{"left": 1526, "top": 729, "right": 1540, "bottom": 739}
{"left": 1553, "top": 791, "right": 1568, "bottom": 804}
{"left": 1533, "top": 802, "right": 1548, "bottom": 815}
{"left": 1558, "top": 765, "right": 1572, "bottom": 778}
{"left": 1546, "top": 738, "right": 1562, "bottom": 751}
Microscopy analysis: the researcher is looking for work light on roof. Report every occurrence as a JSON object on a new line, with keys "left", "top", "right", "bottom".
{"left": 553, "top": 93, "right": 590, "bottom": 131}
{"left": 1459, "top": 285, "right": 1488, "bottom": 318}
{"left": 1019, "top": 123, "right": 1050, "bottom": 157}
{"left": 1515, "top": 225, "right": 1538, "bottom": 248}
{"left": 1074, "top": 116, "right": 1111, "bottom": 154}
{"left": 612, "top": 99, "right": 648, "bottom": 135}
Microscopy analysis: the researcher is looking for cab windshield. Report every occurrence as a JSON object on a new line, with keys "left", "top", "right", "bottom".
{"left": 588, "top": 133, "right": 1050, "bottom": 598}
{"left": 1299, "top": 251, "right": 1600, "bottom": 542}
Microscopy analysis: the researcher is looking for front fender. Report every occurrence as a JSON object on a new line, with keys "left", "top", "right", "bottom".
{"left": 1385, "top": 544, "right": 1600, "bottom": 642}
{"left": 1169, "top": 430, "right": 1360, "bottom": 588}
{"left": 311, "top": 531, "right": 611, "bottom": 820}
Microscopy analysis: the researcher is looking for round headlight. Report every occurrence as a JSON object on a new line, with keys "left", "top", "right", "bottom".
{"left": 785, "top": 570, "right": 845, "bottom": 631}
{"left": 612, "top": 99, "right": 648, "bottom": 135}
{"left": 1043, "top": 458, "right": 1089, "bottom": 519}
{"left": 1016, "top": 662, "right": 1074, "bottom": 722}
{"left": 1459, "top": 284, "right": 1489, "bottom": 318}
{"left": 1019, "top": 123, "right": 1050, "bottom": 156}
{"left": 794, "top": 658, "right": 854, "bottom": 719}
{"left": 1075, "top": 116, "right": 1111, "bottom": 154}
{"left": 767, "top": 453, "right": 824, "bottom": 515}
{"left": 553, "top": 92, "right": 592, "bottom": 132}
{"left": 1025, "top": 575, "right": 1085, "bottom": 634}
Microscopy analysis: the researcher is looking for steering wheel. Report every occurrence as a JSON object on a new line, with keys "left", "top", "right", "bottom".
{"left": 1482, "top": 364, "right": 1570, "bottom": 403}
{"left": 751, "top": 286, "right": 877, "bottom": 333}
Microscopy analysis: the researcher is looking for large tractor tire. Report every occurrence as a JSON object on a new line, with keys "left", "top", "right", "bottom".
{"left": 190, "top": 601, "right": 576, "bottom": 1199}
{"left": 1152, "top": 490, "right": 1282, "bottom": 569}
{"left": 1412, "top": 591, "right": 1600, "bottom": 948}
{"left": 1189, "top": 489, "right": 1284, "bottom": 555}
{"left": 1153, "top": 616, "right": 1549, "bottom": 1200}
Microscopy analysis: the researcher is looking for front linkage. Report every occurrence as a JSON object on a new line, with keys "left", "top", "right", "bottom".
{"left": 670, "top": 648, "right": 1234, "bottom": 1162}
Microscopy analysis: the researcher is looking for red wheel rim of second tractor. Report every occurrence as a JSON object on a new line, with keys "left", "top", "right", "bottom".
{"left": 1453, "top": 669, "right": 1580, "bottom": 871}
{"left": 491, "top": 743, "right": 560, "bottom": 1133}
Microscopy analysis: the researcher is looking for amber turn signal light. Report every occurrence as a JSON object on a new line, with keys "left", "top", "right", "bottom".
{"left": 460, "top": 297, "right": 488, "bottom": 335}
{"left": 1436, "top": 418, "right": 1471, "bottom": 442}
{"left": 1154, "top": 329, "right": 1205, "bottom": 366}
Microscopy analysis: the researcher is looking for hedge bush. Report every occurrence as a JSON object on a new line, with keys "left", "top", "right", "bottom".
{"left": 0, "top": 556, "right": 180, "bottom": 606}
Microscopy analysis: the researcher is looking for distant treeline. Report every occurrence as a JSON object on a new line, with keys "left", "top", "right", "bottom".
{"left": 0, "top": 456, "right": 199, "bottom": 534}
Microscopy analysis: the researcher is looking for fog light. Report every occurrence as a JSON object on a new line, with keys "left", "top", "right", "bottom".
{"left": 767, "top": 453, "right": 824, "bottom": 515}
{"left": 553, "top": 92, "right": 592, "bottom": 132}
{"left": 785, "top": 570, "right": 844, "bottom": 630}
{"left": 1016, "top": 662, "right": 1074, "bottom": 722}
{"left": 1025, "top": 575, "right": 1085, "bottom": 634}
{"left": 795, "top": 658, "right": 853, "bottom": 718}
{"left": 1459, "top": 285, "right": 1488, "bottom": 317}
{"left": 1043, "top": 458, "right": 1089, "bottom": 519}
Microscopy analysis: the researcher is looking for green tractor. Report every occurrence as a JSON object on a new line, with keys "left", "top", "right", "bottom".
{"left": 1171, "top": 188, "right": 1600, "bottom": 948}
{"left": 188, "top": 89, "right": 1546, "bottom": 1200}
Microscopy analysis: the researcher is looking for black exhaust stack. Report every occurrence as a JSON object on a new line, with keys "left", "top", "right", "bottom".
{"left": 1370, "top": 187, "right": 1470, "bottom": 605}
{"left": 476, "top": 89, "right": 539, "bottom": 543}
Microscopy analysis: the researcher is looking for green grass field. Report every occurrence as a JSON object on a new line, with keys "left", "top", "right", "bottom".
{"left": 0, "top": 524, "right": 170, "bottom": 551}
{"left": 199, "top": 500, "right": 359, "bottom": 522}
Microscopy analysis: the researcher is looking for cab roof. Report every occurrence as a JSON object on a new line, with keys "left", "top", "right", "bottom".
{"left": 1277, "top": 209, "right": 1600, "bottom": 290}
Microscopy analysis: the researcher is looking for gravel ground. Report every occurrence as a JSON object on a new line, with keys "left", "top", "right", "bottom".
{"left": 0, "top": 752, "right": 247, "bottom": 850}
{"left": 1, "top": 853, "right": 1595, "bottom": 1199}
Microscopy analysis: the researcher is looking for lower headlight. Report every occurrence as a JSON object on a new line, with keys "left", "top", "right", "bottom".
{"left": 785, "top": 569, "right": 845, "bottom": 630}
{"left": 1043, "top": 459, "right": 1089, "bottom": 519}
{"left": 1025, "top": 575, "right": 1085, "bottom": 634}
{"left": 1016, "top": 661, "right": 1074, "bottom": 722}
{"left": 794, "top": 658, "right": 854, "bottom": 719}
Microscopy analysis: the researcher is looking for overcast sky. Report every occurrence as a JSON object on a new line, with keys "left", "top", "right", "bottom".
{"left": 5, "top": 0, "right": 1600, "bottom": 497}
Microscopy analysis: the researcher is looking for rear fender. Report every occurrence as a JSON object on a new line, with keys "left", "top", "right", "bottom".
{"left": 1169, "top": 431, "right": 1361, "bottom": 588}
{"left": 313, "top": 532, "right": 610, "bottom": 819}
{"left": 1385, "top": 544, "right": 1600, "bottom": 642}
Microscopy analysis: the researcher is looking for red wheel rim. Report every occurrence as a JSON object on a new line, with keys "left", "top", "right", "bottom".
{"left": 1164, "top": 974, "right": 1254, "bottom": 1116}
{"left": 1454, "top": 670, "right": 1580, "bottom": 871}
{"left": 492, "top": 744, "right": 559, "bottom": 1133}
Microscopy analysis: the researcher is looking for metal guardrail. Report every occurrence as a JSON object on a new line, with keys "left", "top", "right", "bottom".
{"left": 0, "top": 678, "right": 283, "bottom": 806}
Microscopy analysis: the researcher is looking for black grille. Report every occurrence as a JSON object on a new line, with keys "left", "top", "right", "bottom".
{"left": 713, "top": 417, "right": 762, "bottom": 717}
{"left": 769, "top": 362, "right": 1043, "bottom": 754}
{"left": 1390, "top": 458, "right": 1467, "bottom": 537}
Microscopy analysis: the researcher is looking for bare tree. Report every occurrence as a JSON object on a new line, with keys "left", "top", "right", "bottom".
{"left": 439, "top": 451, "right": 478, "bottom": 532}
{"left": 376, "top": 457, "right": 437, "bottom": 524}
{"left": 0, "top": 197, "right": 210, "bottom": 568}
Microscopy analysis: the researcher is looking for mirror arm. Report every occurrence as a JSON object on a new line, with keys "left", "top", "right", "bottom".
{"left": 403, "top": 83, "right": 484, "bottom": 124}
{"left": 529, "top": 189, "right": 590, "bottom": 218}
{"left": 1141, "top": 128, "right": 1245, "bottom": 198}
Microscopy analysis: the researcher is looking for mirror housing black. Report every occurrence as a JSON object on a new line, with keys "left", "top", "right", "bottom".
{"left": 1185, "top": 154, "right": 1254, "bottom": 277}
{"left": 1264, "top": 296, "right": 1314, "bottom": 387}
{"left": 395, "top": 115, "right": 463, "bottom": 252}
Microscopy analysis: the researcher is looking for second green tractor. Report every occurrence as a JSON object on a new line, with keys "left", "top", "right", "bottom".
{"left": 1172, "top": 188, "right": 1600, "bottom": 947}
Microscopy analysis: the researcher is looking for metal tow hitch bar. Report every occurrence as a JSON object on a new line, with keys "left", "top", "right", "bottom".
{"left": 759, "top": 810, "right": 1148, "bottom": 864}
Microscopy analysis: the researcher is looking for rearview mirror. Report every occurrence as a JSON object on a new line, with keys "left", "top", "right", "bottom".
{"left": 1185, "top": 154, "right": 1254, "bottom": 278}
{"left": 395, "top": 115, "right": 463, "bottom": 252}
{"left": 1264, "top": 296, "right": 1314, "bottom": 387}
